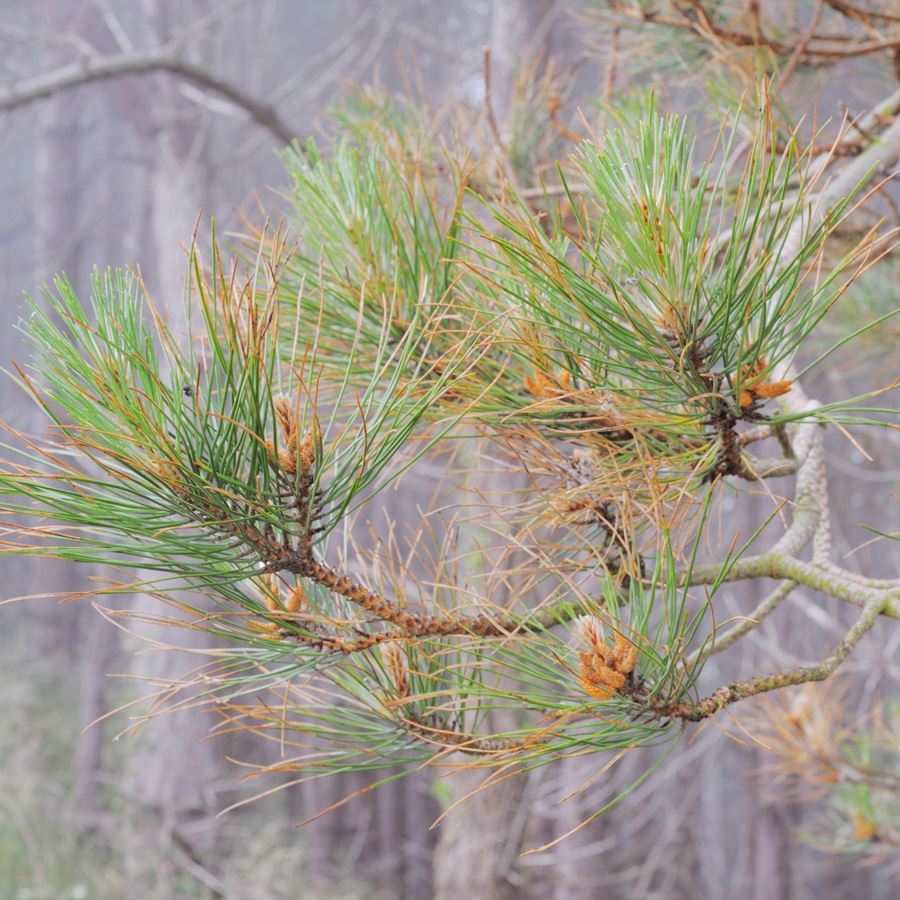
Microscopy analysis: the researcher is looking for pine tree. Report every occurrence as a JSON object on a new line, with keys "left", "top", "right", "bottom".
{"left": 2, "top": 1, "right": 899, "bottom": 866}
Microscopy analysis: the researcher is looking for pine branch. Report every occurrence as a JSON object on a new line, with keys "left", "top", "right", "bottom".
{"left": 684, "top": 416, "right": 900, "bottom": 619}
{"left": 296, "top": 558, "right": 587, "bottom": 639}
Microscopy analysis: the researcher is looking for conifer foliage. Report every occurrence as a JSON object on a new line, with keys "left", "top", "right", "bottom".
{"left": 1, "top": 87, "right": 897, "bottom": 830}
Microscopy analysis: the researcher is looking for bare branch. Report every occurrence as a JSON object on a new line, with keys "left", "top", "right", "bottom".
{"left": 734, "top": 455, "right": 799, "bottom": 480}
{"left": 0, "top": 46, "right": 295, "bottom": 145}
{"left": 683, "top": 393, "right": 899, "bottom": 619}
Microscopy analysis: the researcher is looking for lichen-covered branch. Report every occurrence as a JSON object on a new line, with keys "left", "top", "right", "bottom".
{"left": 666, "top": 595, "right": 888, "bottom": 721}
{"left": 687, "top": 552, "right": 900, "bottom": 619}
{"left": 686, "top": 407, "right": 899, "bottom": 621}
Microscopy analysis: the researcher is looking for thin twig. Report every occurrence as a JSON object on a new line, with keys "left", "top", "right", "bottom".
{"left": 687, "top": 580, "right": 797, "bottom": 666}
{"left": 685, "top": 553, "right": 899, "bottom": 619}
{"left": 602, "top": 25, "right": 621, "bottom": 105}
{"left": 483, "top": 46, "right": 510, "bottom": 163}
{"left": 776, "top": 0, "right": 825, "bottom": 90}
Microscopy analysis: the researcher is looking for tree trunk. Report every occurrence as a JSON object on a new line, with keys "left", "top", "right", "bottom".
{"left": 31, "top": 44, "right": 124, "bottom": 825}
{"left": 121, "top": 148, "right": 225, "bottom": 893}
{"left": 488, "top": 0, "right": 557, "bottom": 135}
{"left": 118, "top": 5, "right": 228, "bottom": 892}
{"left": 433, "top": 764, "right": 530, "bottom": 900}
{"left": 431, "top": 4, "right": 556, "bottom": 895}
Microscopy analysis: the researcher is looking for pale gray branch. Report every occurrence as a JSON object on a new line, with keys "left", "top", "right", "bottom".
{"left": 682, "top": 410, "right": 900, "bottom": 619}
{"left": 685, "top": 553, "right": 900, "bottom": 619}
{"left": 820, "top": 111, "right": 900, "bottom": 209}
{"left": 689, "top": 580, "right": 797, "bottom": 666}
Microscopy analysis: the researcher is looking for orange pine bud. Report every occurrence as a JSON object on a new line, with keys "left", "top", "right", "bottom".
{"left": 524, "top": 371, "right": 550, "bottom": 398}
{"left": 278, "top": 447, "right": 296, "bottom": 475}
{"left": 613, "top": 630, "right": 638, "bottom": 674}
{"left": 261, "top": 573, "right": 281, "bottom": 611}
{"left": 574, "top": 616, "right": 612, "bottom": 662}
{"left": 591, "top": 660, "right": 627, "bottom": 691}
{"left": 297, "top": 422, "right": 318, "bottom": 473}
{"left": 579, "top": 655, "right": 614, "bottom": 700}
{"left": 852, "top": 812, "right": 876, "bottom": 841}
{"left": 285, "top": 581, "right": 306, "bottom": 614}
{"left": 273, "top": 394, "right": 295, "bottom": 439}
{"left": 752, "top": 380, "right": 792, "bottom": 399}
{"left": 574, "top": 616, "right": 637, "bottom": 701}
{"left": 381, "top": 641, "right": 409, "bottom": 698}
{"left": 524, "top": 368, "right": 573, "bottom": 399}
{"left": 580, "top": 679, "right": 615, "bottom": 701}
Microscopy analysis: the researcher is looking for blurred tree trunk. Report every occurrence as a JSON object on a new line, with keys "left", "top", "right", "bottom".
{"left": 300, "top": 487, "right": 440, "bottom": 899}
{"left": 28, "top": 129, "right": 76, "bottom": 668}
{"left": 431, "top": 5, "right": 556, "bottom": 897}
{"left": 488, "top": 0, "right": 558, "bottom": 136}
{"left": 750, "top": 771, "right": 795, "bottom": 900}
{"left": 31, "top": 23, "right": 124, "bottom": 826}
{"left": 120, "top": 3, "right": 227, "bottom": 891}
{"left": 123, "top": 146, "right": 226, "bottom": 892}
{"left": 433, "top": 772, "right": 530, "bottom": 900}
{"left": 75, "top": 589, "right": 120, "bottom": 821}
{"left": 28, "top": 19, "right": 87, "bottom": 663}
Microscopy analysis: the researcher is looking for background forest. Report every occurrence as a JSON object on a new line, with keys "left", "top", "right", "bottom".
{"left": 0, "top": 2, "right": 898, "bottom": 899}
